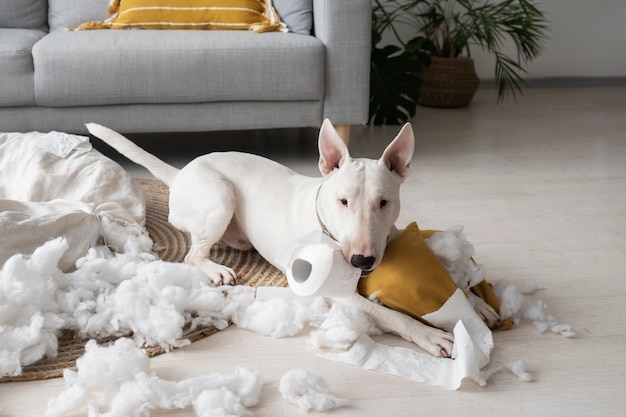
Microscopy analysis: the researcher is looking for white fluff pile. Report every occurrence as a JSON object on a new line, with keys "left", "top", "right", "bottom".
{"left": 279, "top": 369, "right": 350, "bottom": 413}
{"left": 46, "top": 338, "right": 262, "bottom": 417}
{"left": 0, "top": 237, "right": 256, "bottom": 377}
{"left": 495, "top": 281, "right": 576, "bottom": 338}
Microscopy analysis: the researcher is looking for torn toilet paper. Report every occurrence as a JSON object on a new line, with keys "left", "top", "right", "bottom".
{"left": 320, "top": 289, "right": 494, "bottom": 390}
{"left": 257, "top": 287, "right": 523, "bottom": 390}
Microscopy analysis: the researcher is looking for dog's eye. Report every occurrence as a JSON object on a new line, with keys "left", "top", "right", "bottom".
{"left": 340, "top": 198, "right": 348, "bottom": 207}
{"left": 380, "top": 199, "right": 388, "bottom": 209}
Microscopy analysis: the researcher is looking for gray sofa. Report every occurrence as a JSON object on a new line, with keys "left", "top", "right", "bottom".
{"left": 0, "top": 0, "right": 371, "bottom": 135}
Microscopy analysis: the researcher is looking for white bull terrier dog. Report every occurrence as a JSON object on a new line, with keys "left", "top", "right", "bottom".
{"left": 87, "top": 120, "right": 454, "bottom": 357}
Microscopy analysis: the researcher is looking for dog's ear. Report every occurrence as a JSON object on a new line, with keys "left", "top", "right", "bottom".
{"left": 318, "top": 119, "right": 350, "bottom": 176}
{"left": 380, "top": 123, "right": 415, "bottom": 180}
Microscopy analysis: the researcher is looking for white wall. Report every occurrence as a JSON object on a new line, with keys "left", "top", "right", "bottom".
{"left": 381, "top": 0, "right": 626, "bottom": 80}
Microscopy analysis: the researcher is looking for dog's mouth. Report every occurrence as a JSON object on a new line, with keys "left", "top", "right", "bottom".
{"left": 360, "top": 269, "right": 374, "bottom": 278}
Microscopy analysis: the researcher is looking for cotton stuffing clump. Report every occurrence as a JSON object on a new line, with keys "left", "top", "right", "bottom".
{"left": 46, "top": 338, "right": 262, "bottom": 417}
{"left": 494, "top": 281, "right": 575, "bottom": 337}
{"left": 193, "top": 387, "right": 254, "bottom": 417}
{"left": 310, "top": 302, "right": 382, "bottom": 350}
{"left": 0, "top": 239, "right": 74, "bottom": 375}
{"left": 46, "top": 338, "right": 151, "bottom": 417}
{"left": 279, "top": 369, "right": 350, "bottom": 413}
{"left": 231, "top": 295, "right": 330, "bottom": 338}
{"left": 425, "top": 225, "right": 485, "bottom": 290}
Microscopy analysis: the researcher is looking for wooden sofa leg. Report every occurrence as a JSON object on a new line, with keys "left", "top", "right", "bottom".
{"left": 335, "top": 124, "right": 351, "bottom": 146}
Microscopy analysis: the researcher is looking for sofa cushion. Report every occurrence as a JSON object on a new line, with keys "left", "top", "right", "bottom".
{"left": 274, "top": 0, "right": 313, "bottom": 35}
{"left": 72, "top": 0, "right": 285, "bottom": 33}
{"left": 49, "top": 0, "right": 313, "bottom": 34}
{"left": 0, "top": 29, "right": 46, "bottom": 106}
{"left": 32, "top": 30, "right": 324, "bottom": 107}
{"left": 0, "top": 0, "right": 48, "bottom": 30}
{"left": 48, "top": 0, "right": 110, "bottom": 31}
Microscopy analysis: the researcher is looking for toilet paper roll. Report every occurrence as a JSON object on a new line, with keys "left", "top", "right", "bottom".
{"left": 276, "top": 231, "right": 361, "bottom": 298}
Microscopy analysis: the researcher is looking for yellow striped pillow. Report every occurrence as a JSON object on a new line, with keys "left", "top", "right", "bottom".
{"left": 72, "top": 0, "right": 286, "bottom": 33}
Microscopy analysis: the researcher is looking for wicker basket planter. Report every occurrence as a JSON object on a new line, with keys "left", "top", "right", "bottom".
{"left": 419, "top": 56, "right": 480, "bottom": 108}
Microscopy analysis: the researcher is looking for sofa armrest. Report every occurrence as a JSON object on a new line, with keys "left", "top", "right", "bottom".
{"left": 313, "top": 0, "right": 372, "bottom": 126}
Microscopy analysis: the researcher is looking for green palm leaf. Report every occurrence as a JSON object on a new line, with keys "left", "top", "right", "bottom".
{"left": 369, "top": 45, "right": 424, "bottom": 125}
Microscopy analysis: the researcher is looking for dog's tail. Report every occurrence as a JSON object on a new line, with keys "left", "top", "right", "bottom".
{"left": 86, "top": 123, "right": 179, "bottom": 186}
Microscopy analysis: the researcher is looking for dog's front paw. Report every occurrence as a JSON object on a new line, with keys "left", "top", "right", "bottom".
{"left": 426, "top": 327, "right": 455, "bottom": 358}
{"left": 208, "top": 265, "right": 237, "bottom": 286}
{"left": 208, "top": 267, "right": 237, "bottom": 286}
{"left": 195, "top": 259, "right": 238, "bottom": 286}
{"left": 411, "top": 326, "right": 455, "bottom": 358}
{"left": 467, "top": 292, "right": 501, "bottom": 329}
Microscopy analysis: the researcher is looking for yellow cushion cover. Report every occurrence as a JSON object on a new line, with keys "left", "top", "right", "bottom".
{"left": 358, "top": 222, "right": 513, "bottom": 330}
{"left": 72, "top": 0, "right": 286, "bottom": 33}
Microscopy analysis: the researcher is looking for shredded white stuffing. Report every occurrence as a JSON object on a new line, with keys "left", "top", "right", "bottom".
{"left": 193, "top": 387, "right": 255, "bottom": 417}
{"left": 0, "top": 237, "right": 254, "bottom": 377}
{"left": 231, "top": 296, "right": 329, "bottom": 338}
{"left": 494, "top": 281, "right": 576, "bottom": 338}
{"left": 279, "top": 369, "right": 350, "bottom": 413}
{"left": 46, "top": 338, "right": 262, "bottom": 417}
{"left": 426, "top": 225, "right": 485, "bottom": 290}
{"left": 476, "top": 359, "right": 534, "bottom": 386}
{"left": 310, "top": 302, "right": 382, "bottom": 350}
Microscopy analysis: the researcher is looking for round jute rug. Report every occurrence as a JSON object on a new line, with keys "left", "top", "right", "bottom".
{"left": 1, "top": 178, "right": 286, "bottom": 383}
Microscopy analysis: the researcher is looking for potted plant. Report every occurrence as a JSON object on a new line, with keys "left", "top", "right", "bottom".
{"left": 377, "top": 0, "right": 549, "bottom": 108}
{"left": 369, "top": 0, "right": 433, "bottom": 124}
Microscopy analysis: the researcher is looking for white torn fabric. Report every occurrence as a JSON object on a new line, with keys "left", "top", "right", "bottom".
{"left": 0, "top": 131, "right": 144, "bottom": 222}
{"left": 0, "top": 199, "right": 148, "bottom": 272}
{"left": 33, "top": 131, "right": 92, "bottom": 158}
{"left": 46, "top": 338, "right": 262, "bottom": 417}
{"left": 279, "top": 369, "right": 350, "bottom": 413}
{"left": 0, "top": 131, "right": 150, "bottom": 272}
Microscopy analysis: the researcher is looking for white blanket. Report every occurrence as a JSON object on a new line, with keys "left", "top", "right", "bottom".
{"left": 0, "top": 131, "right": 150, "bottom": 270}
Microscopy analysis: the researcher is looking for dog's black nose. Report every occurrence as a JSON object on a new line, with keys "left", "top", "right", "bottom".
{"left": 351, "top": 254, "right": 376, "bottom": 271}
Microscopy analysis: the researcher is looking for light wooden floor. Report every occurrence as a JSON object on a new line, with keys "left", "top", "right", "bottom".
{"left": 3, "top": 87, "right": 626, "bottom": 416}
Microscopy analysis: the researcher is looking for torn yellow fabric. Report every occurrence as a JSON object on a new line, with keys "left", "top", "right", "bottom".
{"left": 71, "top": 0, "right": 286, "bottom": 33}
{"left": 358, "top": 222, "right": 514, "bottom": 331}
